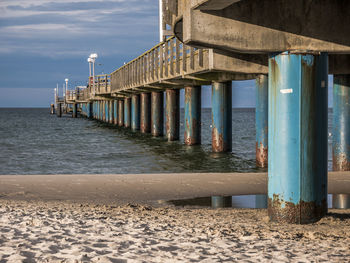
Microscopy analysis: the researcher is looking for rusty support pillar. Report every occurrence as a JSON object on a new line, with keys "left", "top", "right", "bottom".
{"left": 57, "top": 103, "right": 62, "bottom": 117}
{"left": 268, "top": 52, "right": 328, "bottom": 224}
{"left": 165, "top": 89, "right": 180, "bottom": 141}
{"left": 124, "top": 98, "right": 131, "bottom": 128}
{"left": 140, "top": 93, "right": 151, "bottom": 133}
{"left": 211, "top": 81, "right": 232, "bottom": 152}
{"left": 72, "top": 103, "right": 77, "bottom": 118}
{"left": 118, "top": 100, "right": 124, "bottom": 126}
{"left": 109, "top": 101, "right": 113, "bottom": 124}
{"left": 256, "top": 75, "right": 268, "bottom": 167}
{"left": 131, "top": 94, "right": 140, "bottom": 131}
{"left": 113, "top": 100, "right": 118, "bottom": 125}
{"left": 184, "top": 86, "right": 201, "bottom": 145}
{"left": 151, "top": 91, "right": 164, "bottom": 137}
{"left": 332, "top": 75, "right": 350, "bottom": 209}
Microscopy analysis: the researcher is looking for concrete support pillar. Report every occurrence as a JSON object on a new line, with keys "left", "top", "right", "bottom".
{"left": 57, "top": 103, "right": 62, "bottom": 117}
{"left": 99, "top": 101, "right": 102, "bottom": 121}
{"left": 105, "top": 100, "right": 108, "bottom": 122}
{"left": 124, "top": 98, "right": 131, "bottom": 128}
{"left": 72, "top": 103, "right": 77, "bottom": 118}
{"left": 109, "top": 101, "right": 113, "bottom": 124}
{"left": 50, "top": 104, "right": 55, "bottom": 115}
{"left": 118, "top": 100, "right": 124, "bottom": 126}
{"left": 211, "top": 81, "right": 232, "bottom": 152}
{"left": 211, "top": 196, "right": 232, "bottom": 208}
{"left": 140, "top": 93, "right": 151, "bottom": 133}
{"left": 268, "top": 52, "right": 328, "bottom": 223}
{"left": 131, "top": 94, "right": 140, "bottom": 131}
{"left": 332, "top": 75, "right": 350, "bottom": 209}
{"left": 256, "top": 75, "right": 268, "bottom": 167}
{"left": 88, "top": 102, "right": 93, "bottom": 119}
{"left": 151, "top": 91, "right": 164, "bottom": 137}
{"left": 184, "top": 86, "right": 201, "bottom": 145}
{"left": 165, "top": 89, "right": 180, "bottom": 141}
{"left": 113, "top": 100, "right": 118, "bottom": 125}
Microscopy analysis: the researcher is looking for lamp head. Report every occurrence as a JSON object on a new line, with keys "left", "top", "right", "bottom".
{"left": 65, "top": 78, "right": 69, "bottom": 82}
{"left": 90, "top": 53, "right": 98, "bottom": 59}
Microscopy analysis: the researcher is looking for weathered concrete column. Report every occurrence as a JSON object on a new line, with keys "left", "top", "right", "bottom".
{"left": 151, "top": 91, "right": 164, "bottom": 137}
{"left": 99, "top": 101, "right": 103, "bottom": 121}
{"left": 113, "top": 100, "right": 118, "bottom": 125}
{"left": 57, "top": 103, "right": 62, "bottom": 117}
{"left": 140, "top": 93, "right": 151, "bottom": 133}
{"left": 268, "top": 52, "right": 328, "bottom": 224}
{"left": 109, "top": 101, "right": 113, "bottom": 124}
{"left": 105, "top": 100, "right": 108, "bottom": 122}
{"left": 131, "top": 94, "right": 140, "bottom": 131}
{"left": 72, "top": 103, "right": 78, "bottom": 118}
{"left": 211, "top": 81, "right": 232, "bottom": 152}
{"left": 184, "top": 86, "right": 201, "bottom": 145}
{"left": 256, "top": 75, "right": 268, "bottom": 167}
{"left": 88, "top": 102, "right": 93, "bottom": 119}
{"left": 124, "top": 98, "right": 131, "bottom": 128}
{"left": 165, "top": 89, "right": 180, "bottom": 141}
{"left": 332, "top": 75, "right": 350, "bottom": 209}
{"left": 50, "top": 104, "right": 55, "bottom": 114}
{"left": 118, "top": 100, "right": 124, "bottom": 126}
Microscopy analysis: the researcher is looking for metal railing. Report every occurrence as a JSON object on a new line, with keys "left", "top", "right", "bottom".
{"left": 110, "top": 36, "right": 207, "bottom": 92}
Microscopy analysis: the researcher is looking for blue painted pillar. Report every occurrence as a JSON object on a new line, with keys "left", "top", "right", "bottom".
{"left": 140, "top": 93, "right": 151, "bottom": 133}
{"left": 114, "top": 100, "right": 118, "bottom": 125}
{"left": 109, "top": 101, "right": 113, "bottom": 124}
{"left": 99, "top": 101, "right": 102, "bottom": 121}
{"left": 184, "top": 86, "right": 201, "bottom": 145}
{"left": 124, "top": 98, "right": 131, "bottom": 128}
{"left": 131, "top": 94, "right": 140, "bottom": 131}
{"left": 165, "top": 89, "right": 180, "bottom": 141}
{"left": 332, "top": 75, "right": 350, "bottom": 209}
{"left": 211, "top": 81, "right": 232, "bottom": 152}
{"left": 118, "top": 100, "right": 124, "bottom": 126}
{"left": 151, "top": 91, "right": 164, "bottom": 137}
{"left": 268, "top": 52, "right": 328, "bottom": 223}
{"left": 256, "top": 75, "right": 268, "bottom": 167}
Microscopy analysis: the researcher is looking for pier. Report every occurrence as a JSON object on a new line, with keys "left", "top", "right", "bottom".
{"left": 53, "top": 1, "right": 350, "bottom": 224}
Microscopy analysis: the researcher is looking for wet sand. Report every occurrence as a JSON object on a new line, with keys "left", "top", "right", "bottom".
{"left": 0, "top": 173, "right": 350, "bottom": 262}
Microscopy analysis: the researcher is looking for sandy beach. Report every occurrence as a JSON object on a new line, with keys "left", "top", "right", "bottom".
{"left": 0, "top": 173, "right": 350, "bottom": 262}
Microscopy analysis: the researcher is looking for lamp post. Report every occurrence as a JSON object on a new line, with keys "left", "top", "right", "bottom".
{"left": 65, "top": 78, "right": 69, "bottom": 112}
{"left": 89, "top": 53, "right": 98, "bottom": 96}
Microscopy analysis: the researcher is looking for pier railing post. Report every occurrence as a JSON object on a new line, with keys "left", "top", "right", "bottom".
{"left": 211, "top": 81, "right": 232, "bottom": 152}
{"left": 131, "top": 94, "right": 140, "bottom": 131}
{"left": 184, "top": 85, "right": 201, "bottom": 145}
{"left": 151, "top": 91, "right": 164, "bottom": 137}
{"left": 268, "top": 52, "right": 328, "bottom": 223}
{"left": 256, "top": 74, "right": 268, "bottom": 167}
{"left": 332, "top": 74, "right": 350, "bottom": 209}
{"left": 165, "top": 89, "right": 180, "bottom": 141}
{"left": 140, "top": 93, "right": 151, "bottom": 133}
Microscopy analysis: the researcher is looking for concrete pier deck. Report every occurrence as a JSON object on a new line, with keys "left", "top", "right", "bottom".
{"left": 1, "top": 172, "right": 349, "bottom": 205}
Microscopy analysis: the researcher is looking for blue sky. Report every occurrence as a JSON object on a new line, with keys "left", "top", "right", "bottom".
{"left": 0, "top": 0, "right": 332, "bottom": 107}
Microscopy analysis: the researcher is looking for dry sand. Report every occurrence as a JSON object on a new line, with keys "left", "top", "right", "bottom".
{"left": 0, "top": 200, "right": 350, "bottom": 262}
{"left": 0, "top": 173, "right": 350, "bottom": 262}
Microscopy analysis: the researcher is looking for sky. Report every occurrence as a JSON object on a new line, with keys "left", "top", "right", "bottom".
{"left": 0, "top": 0, "right": 333, "bottom": 108}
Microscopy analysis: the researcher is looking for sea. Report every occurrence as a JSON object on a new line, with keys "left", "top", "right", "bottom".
{"left": 0, "top": 108, "right": 334, "bottom": 207}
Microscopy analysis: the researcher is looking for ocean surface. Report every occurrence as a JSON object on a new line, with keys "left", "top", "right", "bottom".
{"left": 0, "top": 108, "right": 333, "bottom": 175}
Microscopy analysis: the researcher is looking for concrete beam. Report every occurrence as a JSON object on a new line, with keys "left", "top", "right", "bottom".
{"left": 177, "top": 0, "right": 350, "bottom": 54}
{"left": 194, "top": 0, "right": 241, "bottom": 10}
